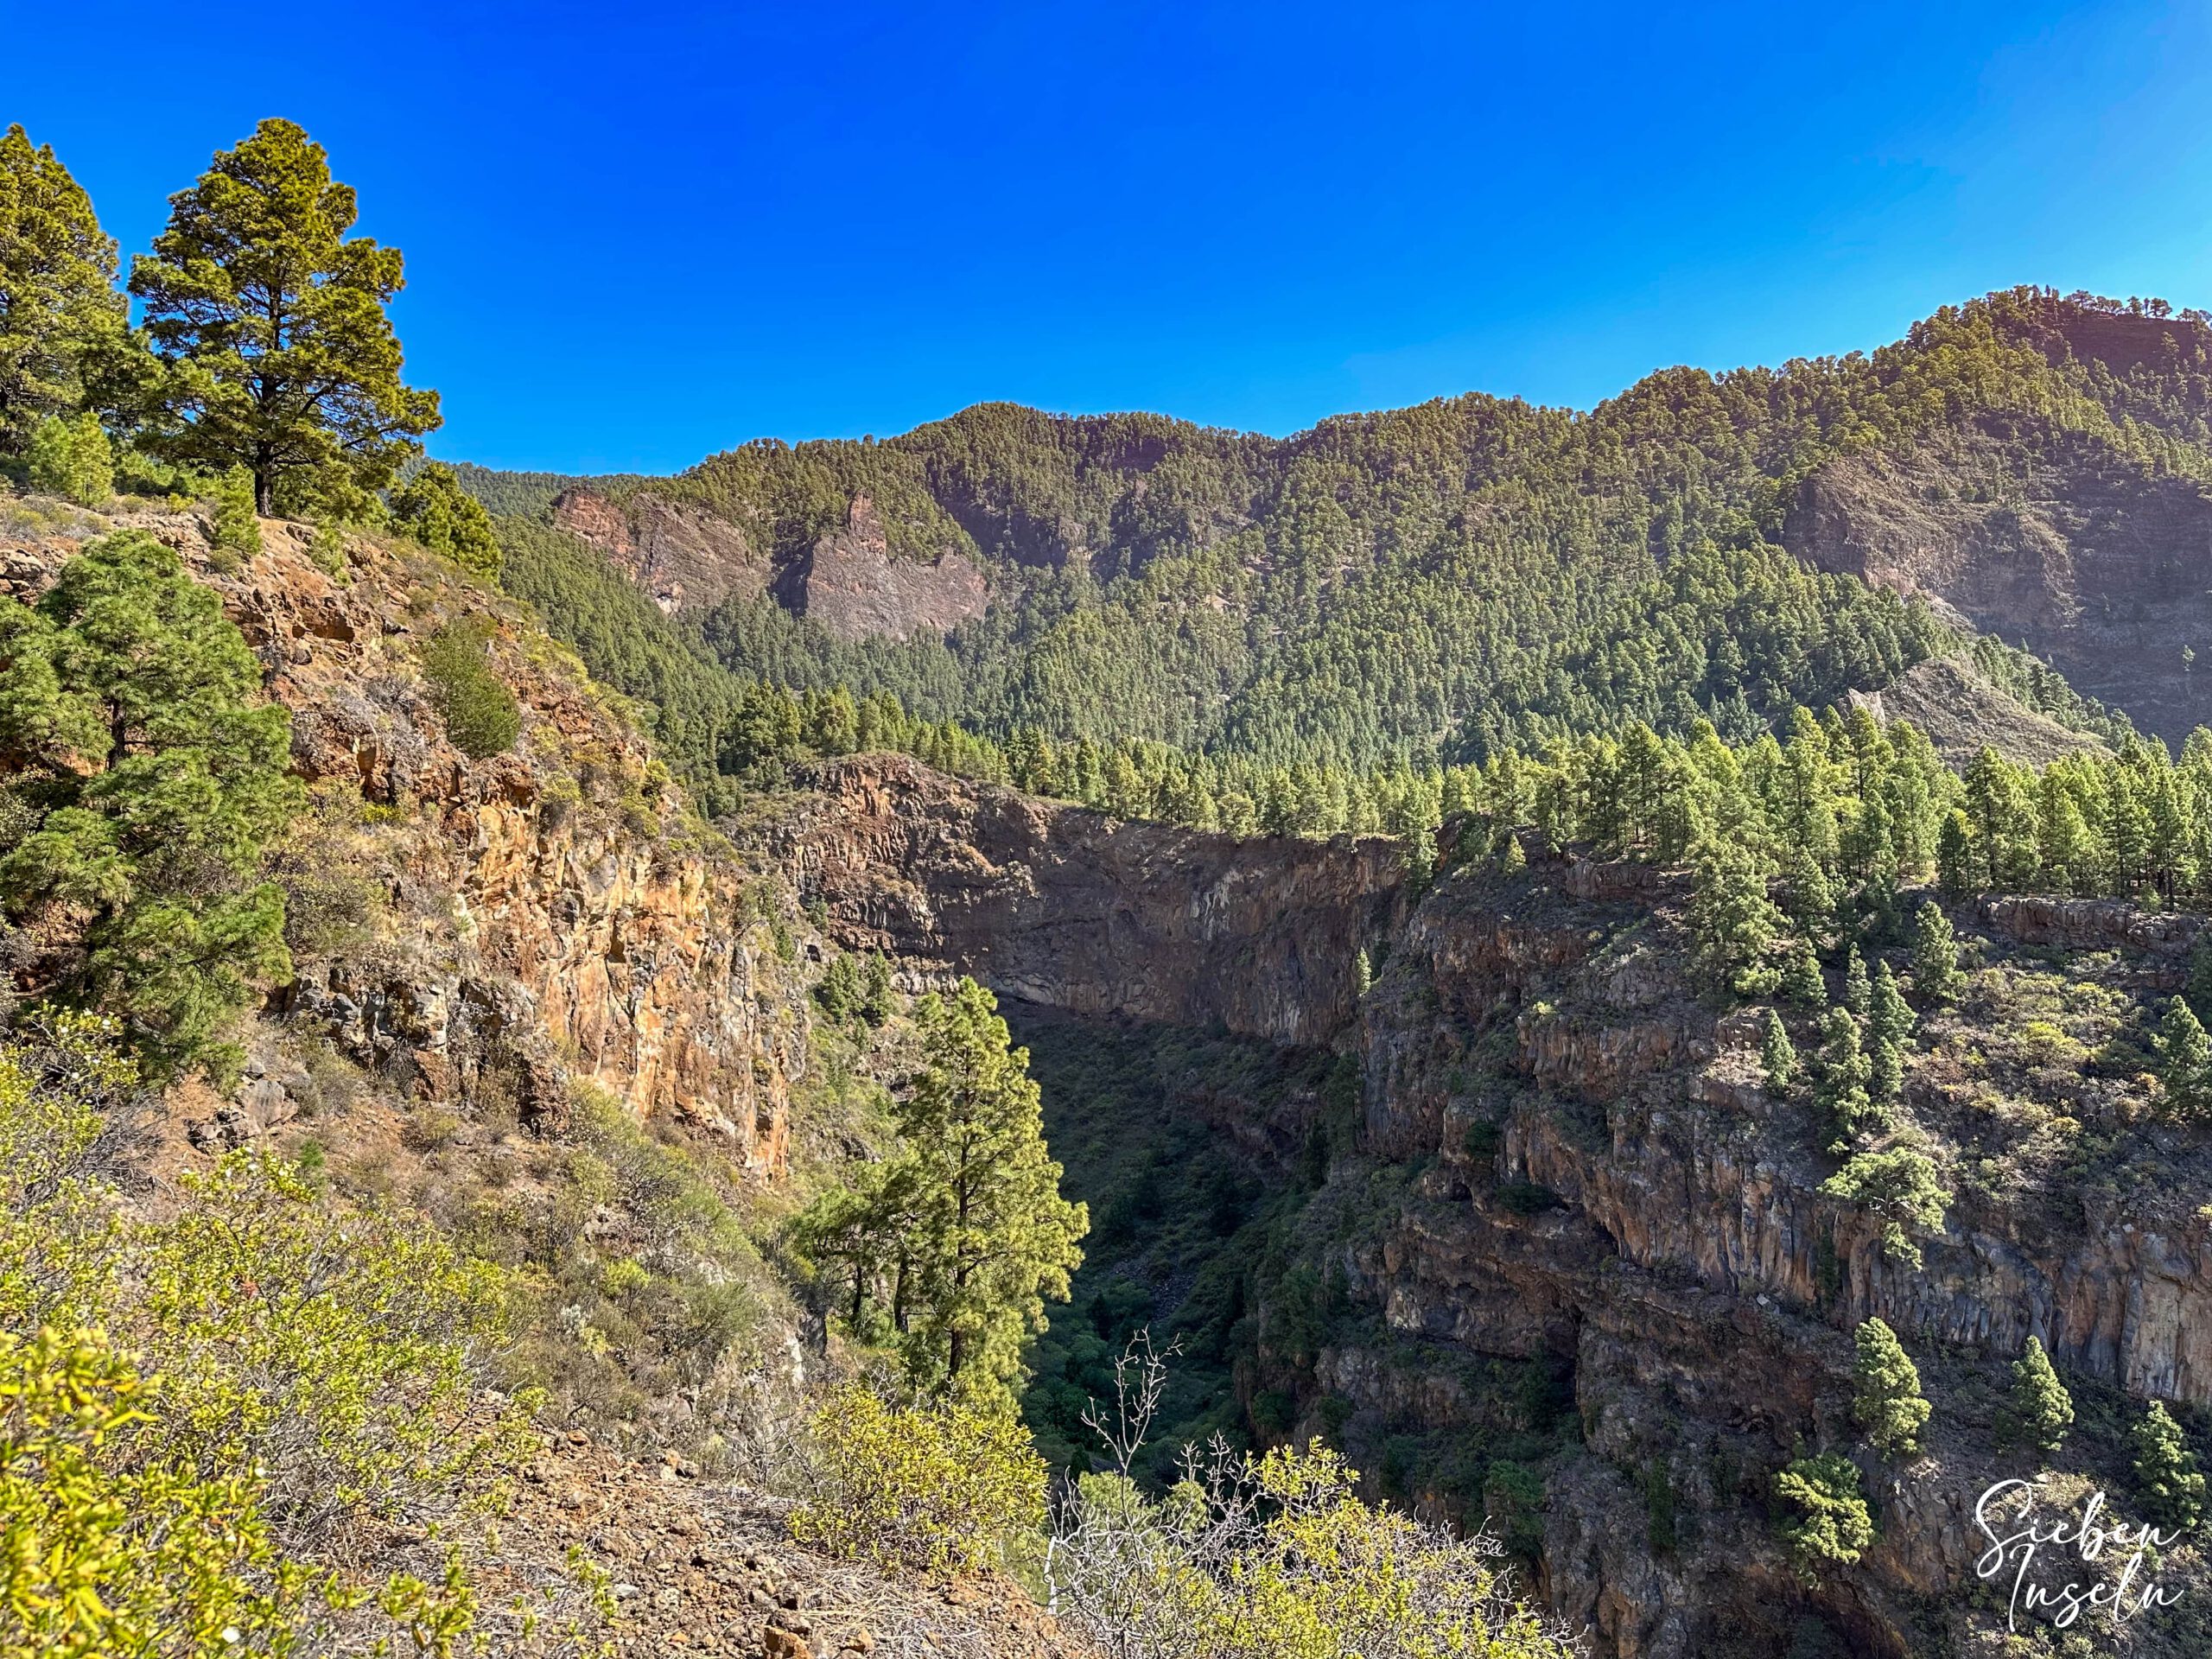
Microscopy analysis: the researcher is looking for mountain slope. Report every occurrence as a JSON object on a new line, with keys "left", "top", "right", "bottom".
{"left": 467, "top": 288, "right": 2212, "bottom": 772}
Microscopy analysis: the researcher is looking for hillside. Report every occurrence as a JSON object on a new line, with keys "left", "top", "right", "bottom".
{"left": 465, "top": 288, "right": 2212, "bottom": 777}
{"left": 770, "top": 747, "right": 2212, "bottom": 1659}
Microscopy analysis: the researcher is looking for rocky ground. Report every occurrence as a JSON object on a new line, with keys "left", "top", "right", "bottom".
{"left": 479, "top": 1432, "right": 1086, "bottom": 1659}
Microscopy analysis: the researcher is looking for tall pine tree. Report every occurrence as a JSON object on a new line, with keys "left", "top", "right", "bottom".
{"left": 130, "top": 119, "right": 439, "bottom": 517}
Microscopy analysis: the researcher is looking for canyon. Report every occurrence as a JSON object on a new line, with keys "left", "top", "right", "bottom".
{"left": 775, "top": 752, "right": 2212, "bottom": 1659}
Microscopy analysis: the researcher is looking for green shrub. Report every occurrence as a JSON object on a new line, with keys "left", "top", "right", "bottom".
{"left": 790, "top": 1384, "right": 1046, "bottom": 1573}
{"left": 1819, "top": 1148, "right": 1950, "bottom": 1267}
{"left": 209, "top": 464, "right": 261, "bottom": 561}
{"left": 420, "top": 618, "right": 521, "bottom": 759}
{"left": 25, "top": 410, "right": 111, "bottom": 506}
{"left": 391, "top": 462, "right": 500, "bottom": 582}
{"left": 1774, "top": 1451, "right": 1874, "bottom": 1581}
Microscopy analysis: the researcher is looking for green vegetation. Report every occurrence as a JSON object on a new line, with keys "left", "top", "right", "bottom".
{"left": 1046, "top": 1341, "right": 1576, "bottom": 1659}
{"left": 393, "top": 461, "right": 500, "bottom": 581}
{"left": 25, "top": 409, "right": 111, "bottom": 505}
{"left": 2158, "top": 997, "right": 2212, "bottom": 1118}
{"left": 2133, "top": 1400, "right": 2207, "bottom": 1533}
{"left": 1761, "top": 1008, "right": 1796, "bottom": 1093}
{"left": 2001, "top": 1336, "right": 2075, "bottom": 1456}
{"left": 1911, "top": 902, "right": 1962, "bottom": 1003}
{"left": 129, "top": 118, "right": 440, "bottom": 518}
{"left": 0, "top": 124, "right": 128, "bottom": 457}
{"left": 0, "top": 530, "right": 303, "bottom": 1077}
{"left": 0, "top": 1015, "right": 569, "bottom": 1657}
{"left": 1820, "top": 1148, "right": 1952, "bottom": 1267}
{"left": 419, "top": 617, "right": 522, "bottom": 760}
{"left": 1849, "top": 1317, "right": 1930, "bottom": 1457}
{"left": 208, "top": 462, "right": 259, "bottom": 558}
{"left": 1774, "top": 1451, "right": 1876, "bottom": 1580}
{"left": 797, "top": 978, "right": 1089, "bottom": 1414}
{"left": 789, "top": 1384, "right": 1046, "bottom": 1573}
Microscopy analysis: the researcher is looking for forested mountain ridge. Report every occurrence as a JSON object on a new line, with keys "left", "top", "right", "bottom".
{"left": 470, "top": 287, "right": 2212, "bottom": 773}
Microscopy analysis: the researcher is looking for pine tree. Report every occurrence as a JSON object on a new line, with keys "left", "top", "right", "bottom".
{"left": 1688, "top": 836, "right": 1783, "bottom": 995}
{"left": 1783, "top": 844, "right": 1835, "bottom": 944}
{"left": 209, "top": 465, "right": 261, "bottom": 561}
{"left": 1843, "top": 948, "right": 1872, "bottom": 1020}
{"left": 1353, "top": 946, "right": 1374, "bottom": 997}
{"left": 1815, "top": 1007, "right": 1875, "bottom": 1149}
{"left": 846, "top": 979, "right": 1089, "bottom": 1413}
{"left": 1936, "top": 809, "right": 1977, "bottom": 899}
{"left": 0, "top": 124, "right": 130, "bottom": 453}
{"left": 25, "top": 410, "right": 111, "bottom": 506}
{"left": 391, "top": 461, "right": 500, "bottom": 582}
{"left": 130, "top": 119, "right": 440, "bottom": 517}
{"left": 1761, "top": 1009, "right": 1796, "bottom": 1095}
{"left": 0, "top": 531, "right": 303, "bottom": 1077}
{"left": 1775, "top": 1451, "right": 1876, "bottom": 1582}
{"left": 1851, "top": 1318, "right": 1931, "bottom": 1457}
{"left": 1780, "top": 938, "right": 1827, "bottom": 1007}
{"left": 2189, "top": 936, "right": 2212, "bottom": 1027}
{"left": 1867, "top": 963, "right": 1916, "bottom": 1103}
{"left": 2000, "top": 1336, "right": 2073, "bottom": 1457}
{"left": 1910, "top": 903, "right": 1962, "bottom": 1005}
{"left": 2132, "top": 1401, "right": 2206, "bottom": 1533}
{"left": 2158, "top": 998, "right": 2212, "bottom": 1120}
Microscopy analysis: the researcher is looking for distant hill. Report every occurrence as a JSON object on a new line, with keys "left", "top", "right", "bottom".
{"left": 467, "top": 288, "right": 2212, "bottom": 768}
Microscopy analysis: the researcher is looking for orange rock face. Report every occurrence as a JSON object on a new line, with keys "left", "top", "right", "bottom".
{"left": 0, "top": 510, "right": 809, "bottom": 1174}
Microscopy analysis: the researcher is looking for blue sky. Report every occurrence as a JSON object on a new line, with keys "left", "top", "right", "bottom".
{"left": 8, "top": 2, "right": 2212, "bottom": 472}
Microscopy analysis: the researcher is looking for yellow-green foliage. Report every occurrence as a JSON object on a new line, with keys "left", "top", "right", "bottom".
{"left": 135, "top": 1151, "right": 524, "bottom": 1549}
{"left": 0, "top": 1017, "right": 544, "bottom": 1655}
{"left": 1049, "top": 1440, "right": 1577, "bottom": 1659}
{"left": 0, "top": 1325, "right": 299, "bottom": 1659}
{"left": 789, "top": 1384, "right": 1046, "bottom": 1573}
{"left": 25, "top": 411, "right": 111, "bottom": 507}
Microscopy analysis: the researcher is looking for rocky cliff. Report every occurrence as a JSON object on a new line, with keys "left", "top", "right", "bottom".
{"left": 552, "top": 485, "right": 988, "bottom": 641}
{"left": 1785, "top": 416, "right": 2212, "bottom": 746}
{"left": 0, "top": 506, "right": 812, "bottom": 1172}
{"left": 760, "top": 756, "right": 2212, "bottom": 1658}
{"left": 770, "top": 753, "right": 1404, "bottom": 1045}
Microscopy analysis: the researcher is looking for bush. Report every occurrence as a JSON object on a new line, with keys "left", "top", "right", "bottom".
{"left": 0, "top": 1018, "right": 558, "bottom": 1655}
{"left": 1774, "top": 1451, "right": 1875, "bottom": 1581}
{"left": 1052, "top": 1438, "right": 1578, "bottom": 1659}
{"left": 420, "top": 618, "right": 521, "bottom": 759}
{"left": 25, "top": 410, "right": 111, "bottom": 506}
{"left": 0, "top": 1324, "right": 298, "bottom": 1659}
{"left": 789, "top": 1384, "right": 1046, "bottom": 1573}
{"left": 1819, "top": 1147, "right": 1950, "bottom": 1267}
{"left": 209, "top": 464, "right": 261, "bottom": 560}
{"left": 391, "top": 462, "right": 500, "bottom": 582}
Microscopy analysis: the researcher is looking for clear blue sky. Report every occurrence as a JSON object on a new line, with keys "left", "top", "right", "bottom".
{"left": 8, "top": 2, "right": 2211, "bottom": 473}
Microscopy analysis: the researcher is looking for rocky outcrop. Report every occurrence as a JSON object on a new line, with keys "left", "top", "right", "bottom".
{"left": 773, "top": 753, "right": 1404, "bottom": 1045}
{"left": 777, "top": 494, "right": 989, "bottom": 641}
{"left": 1842, "top": 654, "right": 2107, "bottom": 765}
{"left": 1784, "top": 418, "right": 2212, "bottom": 744}
{"left": 1337, "top": 851, "right": 2212, "bottom": 1656}
{"left": 551, "top": 486, "right": 770, "bottom": 613}
{"left": 555, "top": 485, "right": 988, "bottom": 640}
{"left": 1, "top": 510, "right": 810, "bottom": 1172}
